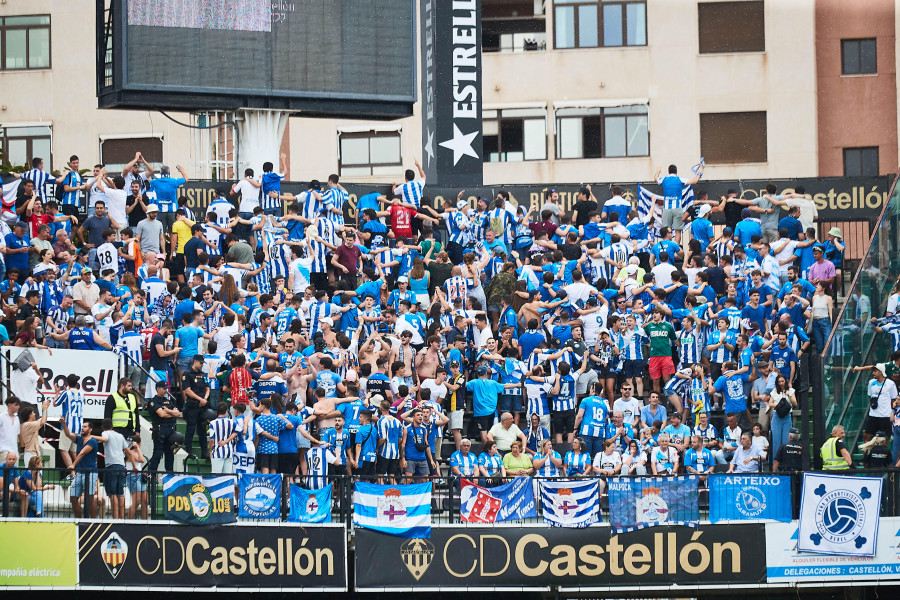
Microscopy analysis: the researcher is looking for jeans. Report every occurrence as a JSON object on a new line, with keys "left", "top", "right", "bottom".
{"left": 581, "top": 435, "right": 603, "bottom": 461}
{"left": 812, "top": 317, "right": 832, "bottom": 352}
{"left": 183, "top": 404, "right": 209, "bottom": 457}
{"left": 770, "top": 413, "right": 792, "bottom": 460}
{"left": 893, "top": 425, "right": 900, "bottom": 464}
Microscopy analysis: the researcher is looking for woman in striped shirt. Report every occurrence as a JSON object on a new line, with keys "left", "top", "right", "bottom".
{"left": 532, "top": 438, "right": 562, "bottom": 477}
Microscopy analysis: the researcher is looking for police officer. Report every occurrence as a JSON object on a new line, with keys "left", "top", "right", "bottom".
{"left": 861, "top": 431, "right": 892, "bottom": 468}
{"left": 147, "top": 381, "right": 181, "bottom": 472}
{"left": 103, "top": 377, "right": 140, "bottom": 437}
{"left": 820, "top": 424, "right": 852, "bottom": 470}
{"left": 182, "top": 354, "right": 211, "bottom": 460}
{"left": 773, "top": 428, "right": 804, "bottom": 472}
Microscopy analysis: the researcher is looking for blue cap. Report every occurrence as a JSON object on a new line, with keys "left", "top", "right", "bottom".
{"left": 476, "top": 366, "right": 488, "bottom": 376}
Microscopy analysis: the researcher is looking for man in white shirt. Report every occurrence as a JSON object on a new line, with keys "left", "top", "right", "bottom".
{"left": 612, "top": 385, "right": 642, "bottom": 429}
{"left": 473, "top": 313, "right": 493, "bottom": 348}
{"left": 0, "top": 397, "right": 21, "bottom": 463}
{"left": 96, "top": 172, "right": 128, "bottom": 232}
{"left": 651, "top": 252, "right": 678, "bottom": 288}
{"left": 563, "top": 270, "right": 598, "bottom": 306}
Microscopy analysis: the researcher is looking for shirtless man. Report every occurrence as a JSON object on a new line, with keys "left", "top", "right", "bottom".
{"left": 318, "top": 317, "right": 339, "bottom": 348}
{"left": 415, "top": 335, "right": 442, "bottom": 381}
{"left": 359, "top": 331, "right": 391, "bottom": 370}
{"left": 390, "top": 330, "right": 418, "bottom": 385}
{"left": 312, "top": 388, "right": 342, "bottom": 431}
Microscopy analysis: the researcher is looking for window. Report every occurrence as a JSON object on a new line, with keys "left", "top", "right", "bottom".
{"left": 554, "top": 0, "right": 646, "bottom": 49}
{"left": 841, "top": 39, "right": 877, "bottom": 75}
{"left": 556, "top": 105, "right": 648, "bottom": 159}
{"left": 699, "top": 112, "right": 767, "bottom": 163}
{"left": 0, "top": 15, "right": 50, "bottom": 70}
{"left": 338, "top": 131, "right": 402, "bottom": 177}
{"left": 843, "top": 147, "right": 879, "bottom": 176}
{"left": 484, "top": 108, "right": 547, "bottom": 162}
{"left": 100, "top": 137, "right": 164, "bottom": 174}
{"left": 698, "top": 1, "right": 764, "bottom": 54}
{"left": 0, "top": 125, "right": 51, "bottom": 167}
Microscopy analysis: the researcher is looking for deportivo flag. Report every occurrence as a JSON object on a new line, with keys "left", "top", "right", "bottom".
{"left": 288, "top": 482, "right": 333, "bottom": 523}
{"left": 237, "top": 473, "right": 282, "bottom": 519}
{"left": 608, "top": 476, "right": 699, "bottom": 532}
{"left": 798, "top": 472, "right": 883, "bottom": 557}
{"left": 353, "top": 481, "right": 432, "bottom": 538}
{"left": 163, "top": 474, "right": 236, "bottom": 525}
{"left": 460, "top": 477, "right": 538, "bottom": 523}
{"left": 709, "top": 474, "right": 792, "bottom": 523}
{"left": 682, "top": 184, "right": 695, "bottom": 213}
{"left": 538, "top": 479, "right": 600, "bottom": 528}
{"left": 637, "top": 184, "right": 657, "bottom": 220}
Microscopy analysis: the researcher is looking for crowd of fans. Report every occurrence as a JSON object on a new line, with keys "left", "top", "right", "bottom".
{"left": 1, "top": 152, "right": 899, "bottom": 520}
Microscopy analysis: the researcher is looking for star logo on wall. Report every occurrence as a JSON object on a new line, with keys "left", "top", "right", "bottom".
{"left": 424, "top": 129, "right": 435, "bottom": 167}
{"left": 439, "top": 124, "right": 479, "bottom": 165}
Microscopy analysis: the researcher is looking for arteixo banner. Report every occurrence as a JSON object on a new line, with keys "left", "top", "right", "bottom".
{"left": 354, "top": 524, "right": 767, "bottom": 590}
{"left": 76, "top": 522, "right": 347, "bottom": 590}
{"left": 171, "top": 175, "right": 893, "bottom": 225}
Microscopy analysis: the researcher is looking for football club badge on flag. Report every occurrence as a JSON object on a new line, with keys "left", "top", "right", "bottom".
{"left": 163, "top": 474, "right": 236, "bottom": 525}
{"left": 538, "top": 479, "right": 600, "bottom": 528}
{"left": 100, "top": 531, "right": 128, "bottom": 579}
{"left": 288, "top": 483, "right": 332, "bottom": 523}
{"left": 609, "top": 476, "right": 699, "bottom": 532}
{"left": 459, "top": 477, "right": 537, "bottom": 523}
{"left": 798, "top": 473, "right": 883, "bottom": 556}
{"left": 238, "top": 473, "right": 281, "bottom": 519}
{"left": 353, "top": 482, "right": 432, "bottom": 538}
{"left": 709, "top": 474, "right": 792, "bottom": 523}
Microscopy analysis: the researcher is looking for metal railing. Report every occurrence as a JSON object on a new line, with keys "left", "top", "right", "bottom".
{"left": 4, "top": 467, "right": 900, "bottom": 523}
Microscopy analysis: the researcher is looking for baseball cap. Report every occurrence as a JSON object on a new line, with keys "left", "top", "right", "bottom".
{"left": 625, "top": 264, "right": 638, "bottom": 276}
{"left": 697, "top": 204, "right": 712, "bottom": 217}
{"left": 32, "top": 263, "right": 48, "bottom": 275}
{"left": 84, "top": 315, "right": 95, "bottom": 324}
{"left": 397, "top": 276, "right": 409, "bottom": 283}
{"left": 812, "top": 243, "right": 825, "bottom": 253}
{"left": 450, "top": 360, "right": 460, "bottom": 368}
{"left": 192, "top": 354, "right": 205, "bottom": 363}
{"left": 82, "top": 267, "right": 93, "bottom": 274}
{"left": 741, "top": 208, "right": 752, "bottom": 218}
{"left": 150, "top": 314, "right": 161, "bottom": 323}
{"left": 476, "top": 365, "right": 488, "bottom": 376}
{"left": 260, "top": 312, "right": 272, "bottom": 320}
{"left": 321, "top": 317, "right": 334, "bottom": 327}
{"left": 875, "top": 363, "right": 888, "bottom": 377}
{"left": 789, "top": 428, "right": 801, "bottom": 436}
{"left": 457, "top": 200, "right": 468, "bottom": 209}
{"left": 146, "top": 203, "right": 159, "bottom": 213}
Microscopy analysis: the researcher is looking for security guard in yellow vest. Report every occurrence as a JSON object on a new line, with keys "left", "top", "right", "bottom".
{"left": 104, "top": 378, "right": 140, "bottom": 437}
{"left": 821, "top": 424, "right": 852, "bottom": 470}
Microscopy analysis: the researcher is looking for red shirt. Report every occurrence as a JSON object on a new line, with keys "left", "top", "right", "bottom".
{"left": 229, "top": 367, "right": 252, "bottom": 406}
{"left": 28, "top": 213, "right": 53, "bottom": 238}
{"left": 333, "top": 243, "right": 362, "bottom": 274}
{"left": 389, "top": 205, "right": 415, "bottom": 238}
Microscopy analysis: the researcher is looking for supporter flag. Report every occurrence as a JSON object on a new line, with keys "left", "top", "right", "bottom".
{"left": 691, "top": 157, "right": 705, "bottom": 177}
{"left": 459, "top": 477, "right": 538, "bottom": 523}
{"left": 163, "top": 474, "right": 236, "bottom": 525}
{"left": 682, "top": 184, "right": 695, "bottom": 213}
{"left": 1, "top": 174, "right": 20, "bottom": 222}
{"left": 709, "top": 474, "right": 792, "bottom": 523}
{"left": 637, "top": 184, "right": 655, "bottom": 220}
{"left": 353, "top": 482, "right": 432, "bottom": 538}
{"left": 798, "top": 472, "right": 882, "bottom": 557}
{"left": 237, "top": 473, "right": 282, "bottom": 519}
{"left": 538, "top": 479, "right": 600, "bottom": 528}
{"left": 608, "top": 476, "right": 699, "bottom": 532}
{"left": 288, "top": 482, "right": 332, "bottom": 523}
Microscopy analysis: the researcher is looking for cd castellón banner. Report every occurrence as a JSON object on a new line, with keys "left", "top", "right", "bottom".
{"left": 355, "top": 524, "right": 767, "bottom": 590}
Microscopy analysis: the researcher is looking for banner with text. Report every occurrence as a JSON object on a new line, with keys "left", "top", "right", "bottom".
{"left": 238, "top": 473, "right": 282, "bottom": 519}
{"left": 608, "top": 476, "right": 699, "bottom": 532}
{"left": 0, "top": 522, "right": 77, "bottom": 587}
{"left": 459, "top": 476, "right": 537, "bottom": 523}
{"left": 170, "top": 176, "right": 893, "bottom": 226}
{"left": 767, "top": 518, "right": 900, "bottom": 583}
{"left": 2, "top": 347, "right": 122, "bottom": 420}
{"left": 709, "top": 474, "right": 792, "bottom": 523}
{"left": 163, "top": 474, "right": 237, "bottom": 525}
{"left": 798, "top": 472, "right": 883, "bottom": 557}
{"left": 77, "top": 521, "right": 347, "bottom": 590}
{"left": 355, "top": 524, "right": 766, "bottom": 590}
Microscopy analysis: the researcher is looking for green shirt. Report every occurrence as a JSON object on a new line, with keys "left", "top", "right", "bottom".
{"left": 503, "top": 452, "right": 533, "bottom": 472}
{"left": 644, "top": 321, "right": 676, "bottom": 357}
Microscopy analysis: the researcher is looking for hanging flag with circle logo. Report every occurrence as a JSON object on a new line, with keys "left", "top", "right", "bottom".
{"left": 798, "top": 472, "right": 882, "bottom": 557}
{"left": 709, "top": 474, "right": 792, "bottom": 523}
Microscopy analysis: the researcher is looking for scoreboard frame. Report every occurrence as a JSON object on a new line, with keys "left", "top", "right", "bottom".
{"left": 96, "top": 0, "right": 417, "bottom": 119}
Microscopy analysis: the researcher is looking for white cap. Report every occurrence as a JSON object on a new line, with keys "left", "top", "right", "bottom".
{"left": 697, "top": 204, "right": 712, "bottom": 217}
{"left": 32, "top": 263, "right": 48, "bottom": 275}
{"left": 321, "top": 317, "right": 334, "bottom": 327}
{"left": 146, "top": 203, "right": 160, "bottom": 213}
{"left": 84, "top": 315, "right": 94, "bottom": 324}
{"left": 875, "top": 363, "right": 888, "bottom": 377}
{"left": 397, "top": 276, "right": 409, "bottom": 283}
{"left": 625, "top": 264, "right": 638, "bottom": 276}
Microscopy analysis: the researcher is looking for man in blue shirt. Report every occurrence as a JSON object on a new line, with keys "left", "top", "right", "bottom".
{"left": 352, "top": 410, "right": 379, "bottom": 480}
{"left": 683, "top": 434, "right": 715, "bottom": 479}
{"left": 656, "top": 163, "right": 702, "bottom": 243}
{"left": 711, "top": 361, "right": 753, "bottom": 432}
{"left": 149, "top": 165, "right": 188, "bottom": 232}
{"left": 734, "top": 208, "right": 762, "bottom": 245}
{"left": 4, "top": 222, "right": 30, "bottom": 281}
{"left": 778, "top": 206, "right": 803, "bottom": 240}
{"left": 61, "top": 420, "right": 99, "bottom": 518}
{"left": 691, "top": 204, "right": 714, "bottom": 252}
{"left": 768, "top": 331, "right": 798, "bottom": 383}
{"left": 466, "top": 366, "right": 508, "bottom": 445}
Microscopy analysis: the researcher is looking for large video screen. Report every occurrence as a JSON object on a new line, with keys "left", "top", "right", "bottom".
{"left": 103, "top": 0, "right": 416, "bottom": 115}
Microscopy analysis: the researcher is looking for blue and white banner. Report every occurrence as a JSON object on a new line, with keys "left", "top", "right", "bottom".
{"left": 460, "top": 477, "right": 537, "bottom": 523}
{"left": 353, "top": 482, "right": 432, "bottom": 538}
{"left": 288, "top": 483, "right": 333, "bottom": 523}
{"left": 163, "top": 474, "right": 236, "bottom": 525}
{"left": 237, "top": 473, "right": 281, "bottom": 519}
{"left": 709, "top": 474, "right": 792, "bottom": 523}
{"left": 798, "top": 472, "right": 883, "bottom": 557}
{"left": 608, "top": 476, "right": 699, "bottom": 532}
{"left": 538, "top": 479, "right": 600, "bottom": 528}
